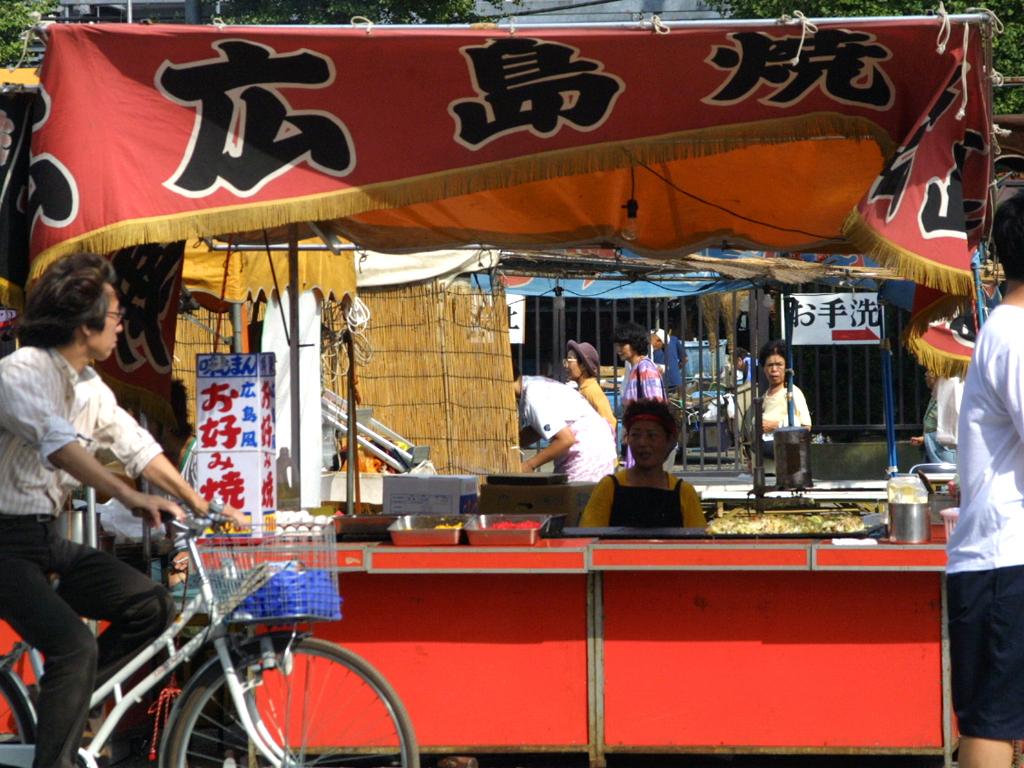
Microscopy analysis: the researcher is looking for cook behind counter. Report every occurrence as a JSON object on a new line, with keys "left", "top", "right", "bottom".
{"left": 580, "top": 470, "right": 706, "bottom": 528}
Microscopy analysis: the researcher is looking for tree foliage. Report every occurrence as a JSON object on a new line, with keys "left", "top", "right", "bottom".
{"left": 711, "top": 0, "right": 1024, "bottom": 114}
{"left": 0, "top": 0, "right": 56, "bottom": 69}
{"left": 222, "top": 0, "right": 488, "bottom": 25}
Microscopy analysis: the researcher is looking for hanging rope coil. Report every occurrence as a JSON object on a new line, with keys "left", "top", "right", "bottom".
{"left": 345, "top": 296, "right": 371, "bottom": 333}
{"left": 345, "top": 297, "right": 373, "bottom": 367}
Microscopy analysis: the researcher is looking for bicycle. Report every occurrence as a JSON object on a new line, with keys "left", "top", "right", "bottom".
{"left": 0, "top": 512, "right": 419, "bottom": 768}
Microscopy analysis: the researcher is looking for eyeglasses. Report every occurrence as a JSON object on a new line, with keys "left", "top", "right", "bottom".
{"left": 106, "top": 308, "right": 126, "bottom": 321}
{"left": 563, "top": 357, "right": 578, "bottom": 365}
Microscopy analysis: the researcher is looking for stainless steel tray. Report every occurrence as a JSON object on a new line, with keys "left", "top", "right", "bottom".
{"left": 465, "top": 514, "right": 551, "bottom": 546}
{"left": 333, "top": 514, "right": 399, "bottom": 538}
{"left": 387, "top": 515, "right": 472, "bottom": 546}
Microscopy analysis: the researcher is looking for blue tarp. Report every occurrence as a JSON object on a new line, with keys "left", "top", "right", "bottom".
{"left": 471, "top": 249, "right": 914, "bottom": 301}
{"left": 472, "top": 249, "right": 752, "bottom": 297}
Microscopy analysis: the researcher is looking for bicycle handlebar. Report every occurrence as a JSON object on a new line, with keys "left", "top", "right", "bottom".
{"left": 164, "top": 508, "right": 235, "bottom": 536}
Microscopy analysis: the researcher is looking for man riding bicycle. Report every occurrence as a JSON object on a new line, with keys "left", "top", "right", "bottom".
{"left": 0, "top": 252, "right": 244, "bottom": 768}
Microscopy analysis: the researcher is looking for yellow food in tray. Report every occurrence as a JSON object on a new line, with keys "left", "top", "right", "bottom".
{"left": 707, "top": 513, "right": 866, "bottom": 535}
{"left": 433, "top": 523, "right": 465, "bottom": 529}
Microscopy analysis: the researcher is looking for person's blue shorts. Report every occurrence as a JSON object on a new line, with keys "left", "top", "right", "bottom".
{"left": 949, "top": 565, "right": 1024, "bottom": 739}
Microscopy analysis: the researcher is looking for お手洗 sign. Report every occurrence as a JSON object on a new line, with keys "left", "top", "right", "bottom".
{"left": 784, "top": 293, "right": 882, "bottom": 345}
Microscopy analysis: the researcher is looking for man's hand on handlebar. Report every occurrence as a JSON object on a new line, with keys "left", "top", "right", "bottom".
{"left": 218, "top": 502, "right": 248, "bottom": 529}
{"left": 127, "top": 490, "right": 186, "bottom": 528}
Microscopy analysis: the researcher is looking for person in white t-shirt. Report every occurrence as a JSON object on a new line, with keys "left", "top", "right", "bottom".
{"left": 514, "top": 371, "right": 616, "bottom": 482}
{"left": 947, "top": 191, "right": 1024, "bottom": 768}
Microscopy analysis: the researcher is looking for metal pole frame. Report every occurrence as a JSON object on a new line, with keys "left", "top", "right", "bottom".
{"left": 221, "top": 13, "right": 992, "bottom": 30}
{"left": 288, "top": 224, "right": 303, "bottom": 508}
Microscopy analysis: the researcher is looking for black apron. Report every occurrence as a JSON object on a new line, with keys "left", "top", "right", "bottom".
{"left": 607, "top": 476, "right": 684, "bottom": 528}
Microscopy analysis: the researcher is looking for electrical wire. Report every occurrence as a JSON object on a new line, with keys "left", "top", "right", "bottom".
{"left": 624, "top": 150, "right": 835, "bottom": 240}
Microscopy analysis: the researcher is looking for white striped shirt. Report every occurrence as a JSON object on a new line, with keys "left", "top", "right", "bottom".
{"left": 0, "top": 347, "right": 162, "bottom": 516}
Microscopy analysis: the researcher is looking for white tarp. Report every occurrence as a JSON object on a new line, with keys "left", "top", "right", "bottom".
{"left": 353, "top": 249, "right": 500, "bottom": 287}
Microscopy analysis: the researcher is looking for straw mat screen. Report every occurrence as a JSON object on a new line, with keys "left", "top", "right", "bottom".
{"left": 348, "top": 280, "right": 518, "bottom": 475}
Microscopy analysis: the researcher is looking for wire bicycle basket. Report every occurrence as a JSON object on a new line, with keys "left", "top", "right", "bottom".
{"left": 197, "top": 522, "right": 342, "bottom": 623}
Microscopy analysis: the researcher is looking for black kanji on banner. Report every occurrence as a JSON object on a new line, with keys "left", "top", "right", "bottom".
{"left": 867, "top": 67, "right": 963, "bottom": 223}
{"left": 110, "top": 242, "right": 184, "bottom": 373}
{"left": 920, "top": 129, "right": 987, "bottom": 240}
{"left": 0, "top": 93, "right": 33, "bottom": 300}
{"left": 705, "top": 29, "right": 893, "bottom": 109}
{"left": 158, "top": 40, "right": 355, "bottom": 197}
{"left": 27, "top": 95, "right": 79, "bottom": 237}
{"left": 450, "top": 38, "right": 624, "bottom": 149}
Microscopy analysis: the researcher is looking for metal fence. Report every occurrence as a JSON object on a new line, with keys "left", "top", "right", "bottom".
{"left": 513, "top": 287, "right": 929, "bottom": 467}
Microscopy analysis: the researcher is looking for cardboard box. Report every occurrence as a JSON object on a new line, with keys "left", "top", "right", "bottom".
{"left": 383, "top": 474, "right": 479, "bottom": 516}
{"left": 479, "top": 482, "right": 597, "bottom": 527}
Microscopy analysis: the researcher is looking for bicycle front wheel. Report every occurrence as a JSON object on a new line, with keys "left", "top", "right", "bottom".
{"left": 160, "top": 637, "right": 417, "bottom": 768}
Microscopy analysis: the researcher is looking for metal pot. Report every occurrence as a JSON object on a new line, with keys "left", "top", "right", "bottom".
{"left": 773, "top": 426, "right": 813, "bottom": 490}
{"left": 888, "top": 502, "right": 931, "bottom": 544}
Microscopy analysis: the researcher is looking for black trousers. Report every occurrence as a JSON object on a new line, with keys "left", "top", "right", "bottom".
{"left": 0, "top": 517, "right": 175, "bottom": 768}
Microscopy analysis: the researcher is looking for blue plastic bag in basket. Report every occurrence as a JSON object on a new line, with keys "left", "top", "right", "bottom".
{"left": 237, "top": 562, "right": 342, "bottom": 621}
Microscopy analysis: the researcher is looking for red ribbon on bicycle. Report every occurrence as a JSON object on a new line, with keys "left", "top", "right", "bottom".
{"left": 148, "top": 675, "right": 181, "bottom": 760}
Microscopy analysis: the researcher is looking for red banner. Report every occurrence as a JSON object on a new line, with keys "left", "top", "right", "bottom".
{"left": 95, "top": 242, "right": 185, "bottom": 428}
{"left": 846, "top": 36, "right": 991, "bottom": 296}
{"left": 902, "top": 284, "right": 974, "bottom": 378}
{"left": 29, "top": 19, "right": 993, "bottom": 293}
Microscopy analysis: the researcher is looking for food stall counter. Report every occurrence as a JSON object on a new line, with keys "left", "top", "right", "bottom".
{"left": 811, "top": 540, "right": 948, "bottom": 571}
{"left": 365, "top": 537, "right": 595, "bottom": 573}
{"left": 588, "top": 539, "right": 813, "bottom": 570}
{"left": 586, "top": 538, "right": 949, "bottom": 572}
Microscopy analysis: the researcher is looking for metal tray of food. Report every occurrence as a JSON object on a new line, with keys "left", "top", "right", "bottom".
{"left": 333, "top": 514, "right": 399, "bottom": 540}
{"left": 703, "top": 524, "right": 885, "bottom": 540}
{"left": 387, "top": 515, "right": 473, "bottom": 546}
{"left": 704, "top": 512, "right": 885, "bottom": 540}
{"left": 465, "top": 514, "right": 552, "bottom": 546}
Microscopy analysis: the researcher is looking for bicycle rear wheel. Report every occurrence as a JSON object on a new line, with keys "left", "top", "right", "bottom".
{"left": 160, "top": 636, "right": 417, "bottom": 768}
{"left": 0, "top": 668, "right": 34, "bottom": 743}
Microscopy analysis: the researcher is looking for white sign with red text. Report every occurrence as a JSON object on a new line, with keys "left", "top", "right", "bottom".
{"left": 783, "top": 293, "right": 882, "bottom": 345}
{"left": 195, "top": 353, "right": 277, "bottom": 531}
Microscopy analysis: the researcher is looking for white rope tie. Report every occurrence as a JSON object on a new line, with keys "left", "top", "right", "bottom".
{"left": 957, "top": 22, "right": 970, "bottom": 120}
{"left": 778, "top": 11, "right": 819, "bottom": 67}
{"left": 958, "top": 10, "right": 1005, "bottom": 121}
{"left": 649, "top": 14, "right": 670, "bottom": 34}
{"left": 966, "top": 7, "right": 1005, "bottom": 34}
{"left": 935, "top": 2, "right": 951, "bottom": 53}
{"left": 992, "top": 122, "right": 1010, "bottom": 157}
{"left": 211, "top": 16, "right": 226, "bottom": 30}
{"left": 8, "top": 14, "right": 42, "bottom": 73}
{"left": 507, "top": 15, "right": 517, "bottom": 36}
{"left": 350, "top": 16, "right": 374, "bottom": 34}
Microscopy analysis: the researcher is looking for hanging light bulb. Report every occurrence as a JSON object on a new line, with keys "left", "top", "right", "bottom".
{"left": 621, "top": 198, "right": 639, "bottom": 242}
